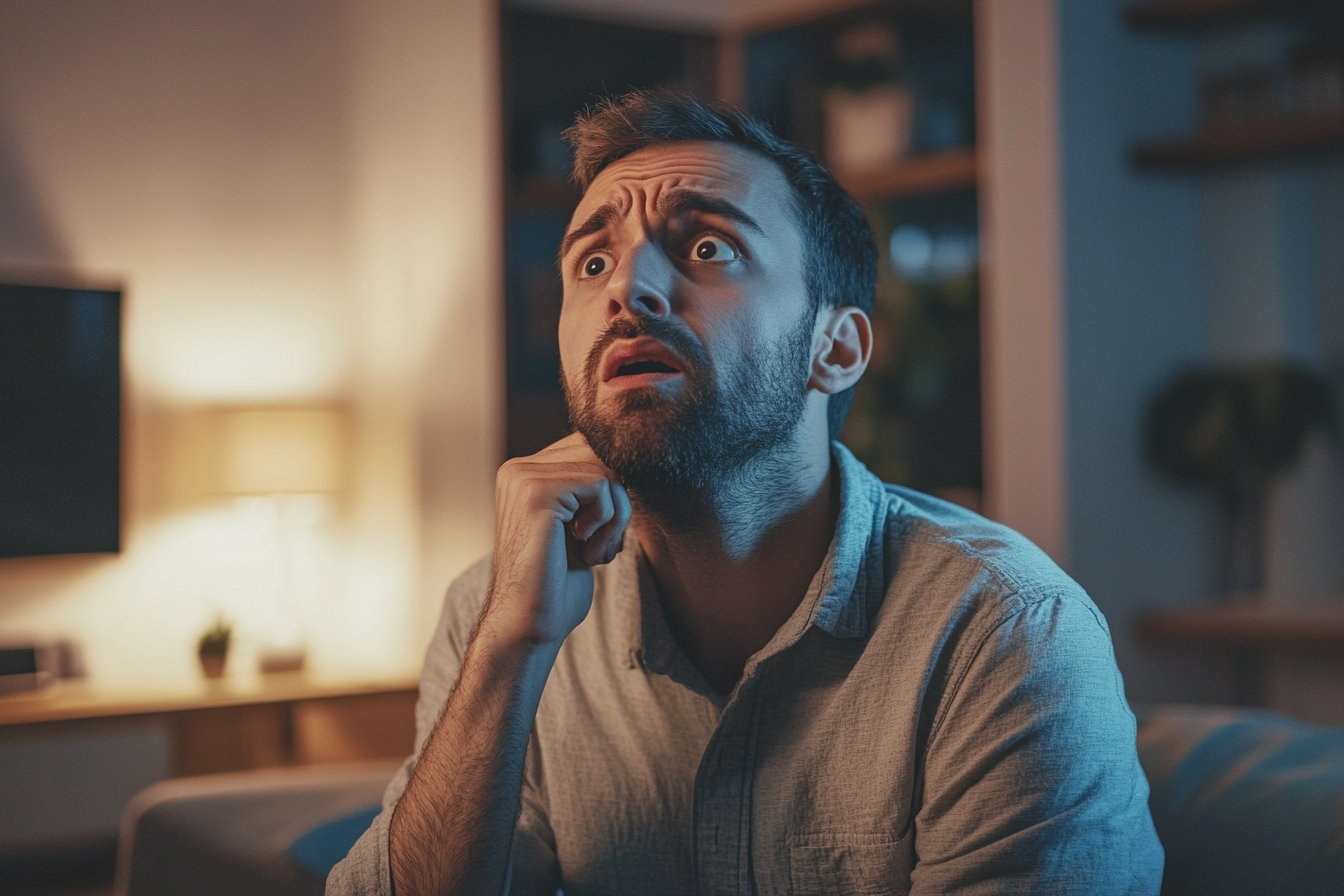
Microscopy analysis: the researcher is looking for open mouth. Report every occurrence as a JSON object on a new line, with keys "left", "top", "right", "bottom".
{"left": 600, "top": 337, "right": 687, "bottom": 388}
{"left": 615, "top": 359, "right": 679, "bottom": 377}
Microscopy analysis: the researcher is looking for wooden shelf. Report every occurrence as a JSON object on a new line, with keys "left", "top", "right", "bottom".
{"left": 0, "top": 671, "right": 420, "bottom": 776}
{"left": 836, "top": 147, "right": 978, "bottom": 201}
{"left": 1131, "top": 114, "right": 1344, "bottom": 171}
{"left": 1138, "top": 607, "right": 1344, "bottom": 651}
{"left": 0, "top": 670, "right": 418, "bottom": 727}
{"left": 507, "top": 149, "right": 978, "bottom": 211}
{"left": 1124, "top": 0, "right": 1325, "bottom": 33}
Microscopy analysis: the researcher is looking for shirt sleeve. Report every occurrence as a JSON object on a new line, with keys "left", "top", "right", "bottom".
{"left": 909, "top": 589, "right": 1165, "bottom": 896}
{"left": 325, "top": 557, "right": 561, "bottom": 896}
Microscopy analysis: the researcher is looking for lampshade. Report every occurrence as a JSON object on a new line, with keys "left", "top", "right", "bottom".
{"left": 215, "top": 407, "right": 347, "bottom": 494}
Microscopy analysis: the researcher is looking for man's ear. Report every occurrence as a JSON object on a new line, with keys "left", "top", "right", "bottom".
{"left": 809, "top": 306, "right": 872, "bottom": 395}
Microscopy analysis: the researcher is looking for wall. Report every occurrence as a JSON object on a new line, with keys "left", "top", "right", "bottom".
{"left": 1054, "top": 0, "right": 1223, "bottom": 705}
{"left": 0, "top": 0, "right": 500, "bottom": 690}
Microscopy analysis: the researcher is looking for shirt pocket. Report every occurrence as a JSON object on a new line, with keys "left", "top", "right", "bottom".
{"left": 788, "top": 831, "right": 911, "bottom": 896}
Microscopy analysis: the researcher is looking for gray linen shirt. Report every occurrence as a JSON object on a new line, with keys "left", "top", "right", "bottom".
{"left": 328, "top": 444, "right": 1163, "bottom": 895}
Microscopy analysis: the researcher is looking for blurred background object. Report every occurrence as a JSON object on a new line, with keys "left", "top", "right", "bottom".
{"left": 1146, "top": 362, "right": 1337, "bottom": 601}
{"left": 213, "top": 406, "right": 348, "bottom": 675}
{"left": 0, "top": 282, "right": 122, "bottom": 561}
{"left": 195, "top": 617, "right": 232, "bottom": 679}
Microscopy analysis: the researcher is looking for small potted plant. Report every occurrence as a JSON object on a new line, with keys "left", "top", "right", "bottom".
{"left": 197, "top": 617, "right": 233, "bottom": 679}
{"left": 1145, "top": 361, "right": 1336, "bottom": 601}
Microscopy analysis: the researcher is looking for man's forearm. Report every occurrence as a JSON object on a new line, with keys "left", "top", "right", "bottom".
{"left": 389, "top": 611, "right": 561, "bottom": 896}
{"left": 388, "top": 433, "right": 625, "bottom": 895}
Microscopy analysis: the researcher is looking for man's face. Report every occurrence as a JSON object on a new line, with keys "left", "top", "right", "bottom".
{"left": 557, "top": 141, "right": 815, "bottom": 492}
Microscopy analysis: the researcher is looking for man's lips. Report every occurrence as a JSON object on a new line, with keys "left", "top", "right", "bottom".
{"left": 600, "top": 337, "right": 685, "bottom": 389}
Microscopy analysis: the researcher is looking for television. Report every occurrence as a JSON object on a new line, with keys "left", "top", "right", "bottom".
{"left": 0, "top": 282, "right": 122, "bottom": 558}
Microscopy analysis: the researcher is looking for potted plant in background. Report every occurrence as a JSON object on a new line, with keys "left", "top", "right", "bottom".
{"left": 1145, "top": 361, "right": 1337, "bottom": 602}
{"left": 197, "top": 617, "right": 233, "bottom": 679}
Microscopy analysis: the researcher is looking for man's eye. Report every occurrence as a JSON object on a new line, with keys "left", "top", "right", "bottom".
{"left": 689, "top": 236, "right": 736, "bottom": 262}
{"left": 579, "top": 252, "right": 614, "bottom": 278}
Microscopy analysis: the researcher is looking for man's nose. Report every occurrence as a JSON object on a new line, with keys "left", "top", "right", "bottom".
{"left": 606, "top": 241, "right": 673, "bottom": 319}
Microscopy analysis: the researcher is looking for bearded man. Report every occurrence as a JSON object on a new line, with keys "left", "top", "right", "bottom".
{"left": 329, "top": 90, "right": 1163, "bottom": 896}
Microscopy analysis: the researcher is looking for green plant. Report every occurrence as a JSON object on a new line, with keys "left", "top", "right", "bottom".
{"left": 1145, "top": 361, "right": 1337, "bottom": 594}
{"left": 198, "top": 617, "right": 233, "bottom": 657}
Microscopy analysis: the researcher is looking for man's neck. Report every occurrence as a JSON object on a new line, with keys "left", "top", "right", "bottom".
{"left": 631, "top": 440, "right": 839, "bottom": 695}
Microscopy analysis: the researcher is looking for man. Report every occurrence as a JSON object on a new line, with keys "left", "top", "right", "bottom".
{"left": 330, "top": 90, "right": 1163, "bottom": 895}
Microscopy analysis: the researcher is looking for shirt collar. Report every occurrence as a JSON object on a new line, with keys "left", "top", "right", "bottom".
{"left": 805, "top": 441, "right": 888, "bottom": 639}
{"left": 617, "top": 441, "right": 889, "bottom": 678}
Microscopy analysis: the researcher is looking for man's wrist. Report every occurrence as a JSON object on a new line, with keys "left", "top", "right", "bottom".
{"left": 472, "top": 601, "right": 566, "bottom": 667}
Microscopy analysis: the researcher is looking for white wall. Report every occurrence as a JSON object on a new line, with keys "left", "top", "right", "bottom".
{"left": 0, "top": 0, "right": 500, "bottom": 690}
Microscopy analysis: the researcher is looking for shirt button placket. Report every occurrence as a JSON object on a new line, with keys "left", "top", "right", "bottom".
{"left": 693, "top": 695, "right": 755, "bottom": 896}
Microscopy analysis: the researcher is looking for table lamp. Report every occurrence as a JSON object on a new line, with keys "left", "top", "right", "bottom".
{"left": 215, "top": 407, "right": 347, "bottom": 673}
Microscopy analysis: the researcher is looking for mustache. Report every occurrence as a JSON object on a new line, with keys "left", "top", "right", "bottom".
{"left": 581, "top": 315, "right": 709, "bottom": 386}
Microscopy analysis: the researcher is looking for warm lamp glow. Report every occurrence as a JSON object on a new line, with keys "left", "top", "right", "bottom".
{"left": 216, "top": 408, "right": 347, "bottom": 495}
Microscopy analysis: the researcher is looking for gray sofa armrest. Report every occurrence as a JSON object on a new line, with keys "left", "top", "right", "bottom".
{"left": 116, "top": 761, "right": 398, "bottom": 896}
{"left": 1135, "top": 703, "right": 1344, "bottom": 896}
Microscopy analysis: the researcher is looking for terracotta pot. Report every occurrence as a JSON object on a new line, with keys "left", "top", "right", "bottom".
{"left": 198, "top": 652, "right": 227, "bottom": 679}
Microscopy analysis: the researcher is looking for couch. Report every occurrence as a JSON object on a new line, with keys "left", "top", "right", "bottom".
{"left": 116, "top": 705, "right": 1344, "bottom": 895}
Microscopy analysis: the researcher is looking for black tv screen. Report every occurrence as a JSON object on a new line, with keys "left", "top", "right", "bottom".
{"left": 0, "top": 282, "right": 122, "bottom": 558}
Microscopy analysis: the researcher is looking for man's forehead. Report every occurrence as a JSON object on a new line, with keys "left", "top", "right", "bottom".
{"left": 570, "top": 141, "right": 790, "bottom": 224}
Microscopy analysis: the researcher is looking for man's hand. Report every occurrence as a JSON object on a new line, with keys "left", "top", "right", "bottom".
{"left": 486, "top": 431, "right": 631, "bottom": 646}
{"left": 389, "top": 432, "right": 629, "bottom": 896}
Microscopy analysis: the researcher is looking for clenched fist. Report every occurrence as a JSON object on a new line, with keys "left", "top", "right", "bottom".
{"left": 483, "top": 432, "right": 632, "bottom": 648}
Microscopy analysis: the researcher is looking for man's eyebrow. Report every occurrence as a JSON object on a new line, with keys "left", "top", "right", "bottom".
{"left": 658, "top": 189, "right": 763, "bottom": 235}
{"left": 559, "top": 203, "right": 619, "bottom": 263}
{"left": 557, "top": 189, "right": 764, "bottom": 265}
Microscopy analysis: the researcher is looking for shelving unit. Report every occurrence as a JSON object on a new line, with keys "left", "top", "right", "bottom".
{"left": 1139, "top": 607, "right": 1344, "bottom": 706}
{"left": 1125, "top": 0, "right": 1344, "bottom": 173}
{"left": 1139, "top": 607, "right": 1344, "bottom": 650}
{"left": 1131, "top": 113, "right": 1344, "bottom": 171}
{"left": 836, "top": 146, "right": 977, "bottom": 200}
{"left": 1124, "top": 2, "right": 1344, "bottom": 709}
{"left": 1124, "top": 0, "right": 1325, "bottom": 33}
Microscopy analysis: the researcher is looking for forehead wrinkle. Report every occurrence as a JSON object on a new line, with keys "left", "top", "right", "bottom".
{"left": 657, "top": 188, "right": 763, "bottom": 235}
{"left": 560, "top": 145, "right": 786, "bottom": 266}
{"left": 559, "top": 201, "right": 622, "bottom": 263}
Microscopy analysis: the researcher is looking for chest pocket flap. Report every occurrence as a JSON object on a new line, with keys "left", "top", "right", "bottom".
{"left": 789, "top": 831, "right": 911, "bottom": 896}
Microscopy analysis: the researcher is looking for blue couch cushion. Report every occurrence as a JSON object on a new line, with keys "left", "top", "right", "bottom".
{"left": 288, "top": 804, "right": 382, "bottom": 880}
{"left": 1135, "top": 704, "right": 1344, "bottom": 896}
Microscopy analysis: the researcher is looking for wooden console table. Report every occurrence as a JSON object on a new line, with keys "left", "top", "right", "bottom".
{"left": 1138, "top": 607, "right": 1344, "bottom": 706}
{"left": 0, "top": 671, "right": 419, "bottom": 776}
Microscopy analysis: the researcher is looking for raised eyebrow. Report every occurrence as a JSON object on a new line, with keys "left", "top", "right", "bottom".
{"left": 558, "top": 202, "right": 618, "bottom": 265}
{"left": 659, "top": 190, "right": 763, "bottom": 236}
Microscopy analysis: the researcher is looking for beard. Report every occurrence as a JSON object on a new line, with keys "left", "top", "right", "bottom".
{"left": 563, "top": 311, "right": 814, "bottom": 498}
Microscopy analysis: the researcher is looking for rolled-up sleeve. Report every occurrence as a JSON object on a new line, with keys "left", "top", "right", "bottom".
{"left": 910, "top": 590, "right": 1164, "bottom": 895}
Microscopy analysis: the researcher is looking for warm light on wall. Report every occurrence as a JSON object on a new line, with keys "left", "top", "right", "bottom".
{"left": 215, "top": 407, "right": 348, "bottom": 496}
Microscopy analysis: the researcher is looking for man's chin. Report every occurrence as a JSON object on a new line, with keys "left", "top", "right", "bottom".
{"left": 573, "top": 415, "right": 693, "bottom": 491}
{"left": 597, "top": 385, "right": 687, "bottom": 414}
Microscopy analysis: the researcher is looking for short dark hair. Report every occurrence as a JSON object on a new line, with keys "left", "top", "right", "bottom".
{"left": 564, "top": 89, "right": 876, "bottom": 440}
